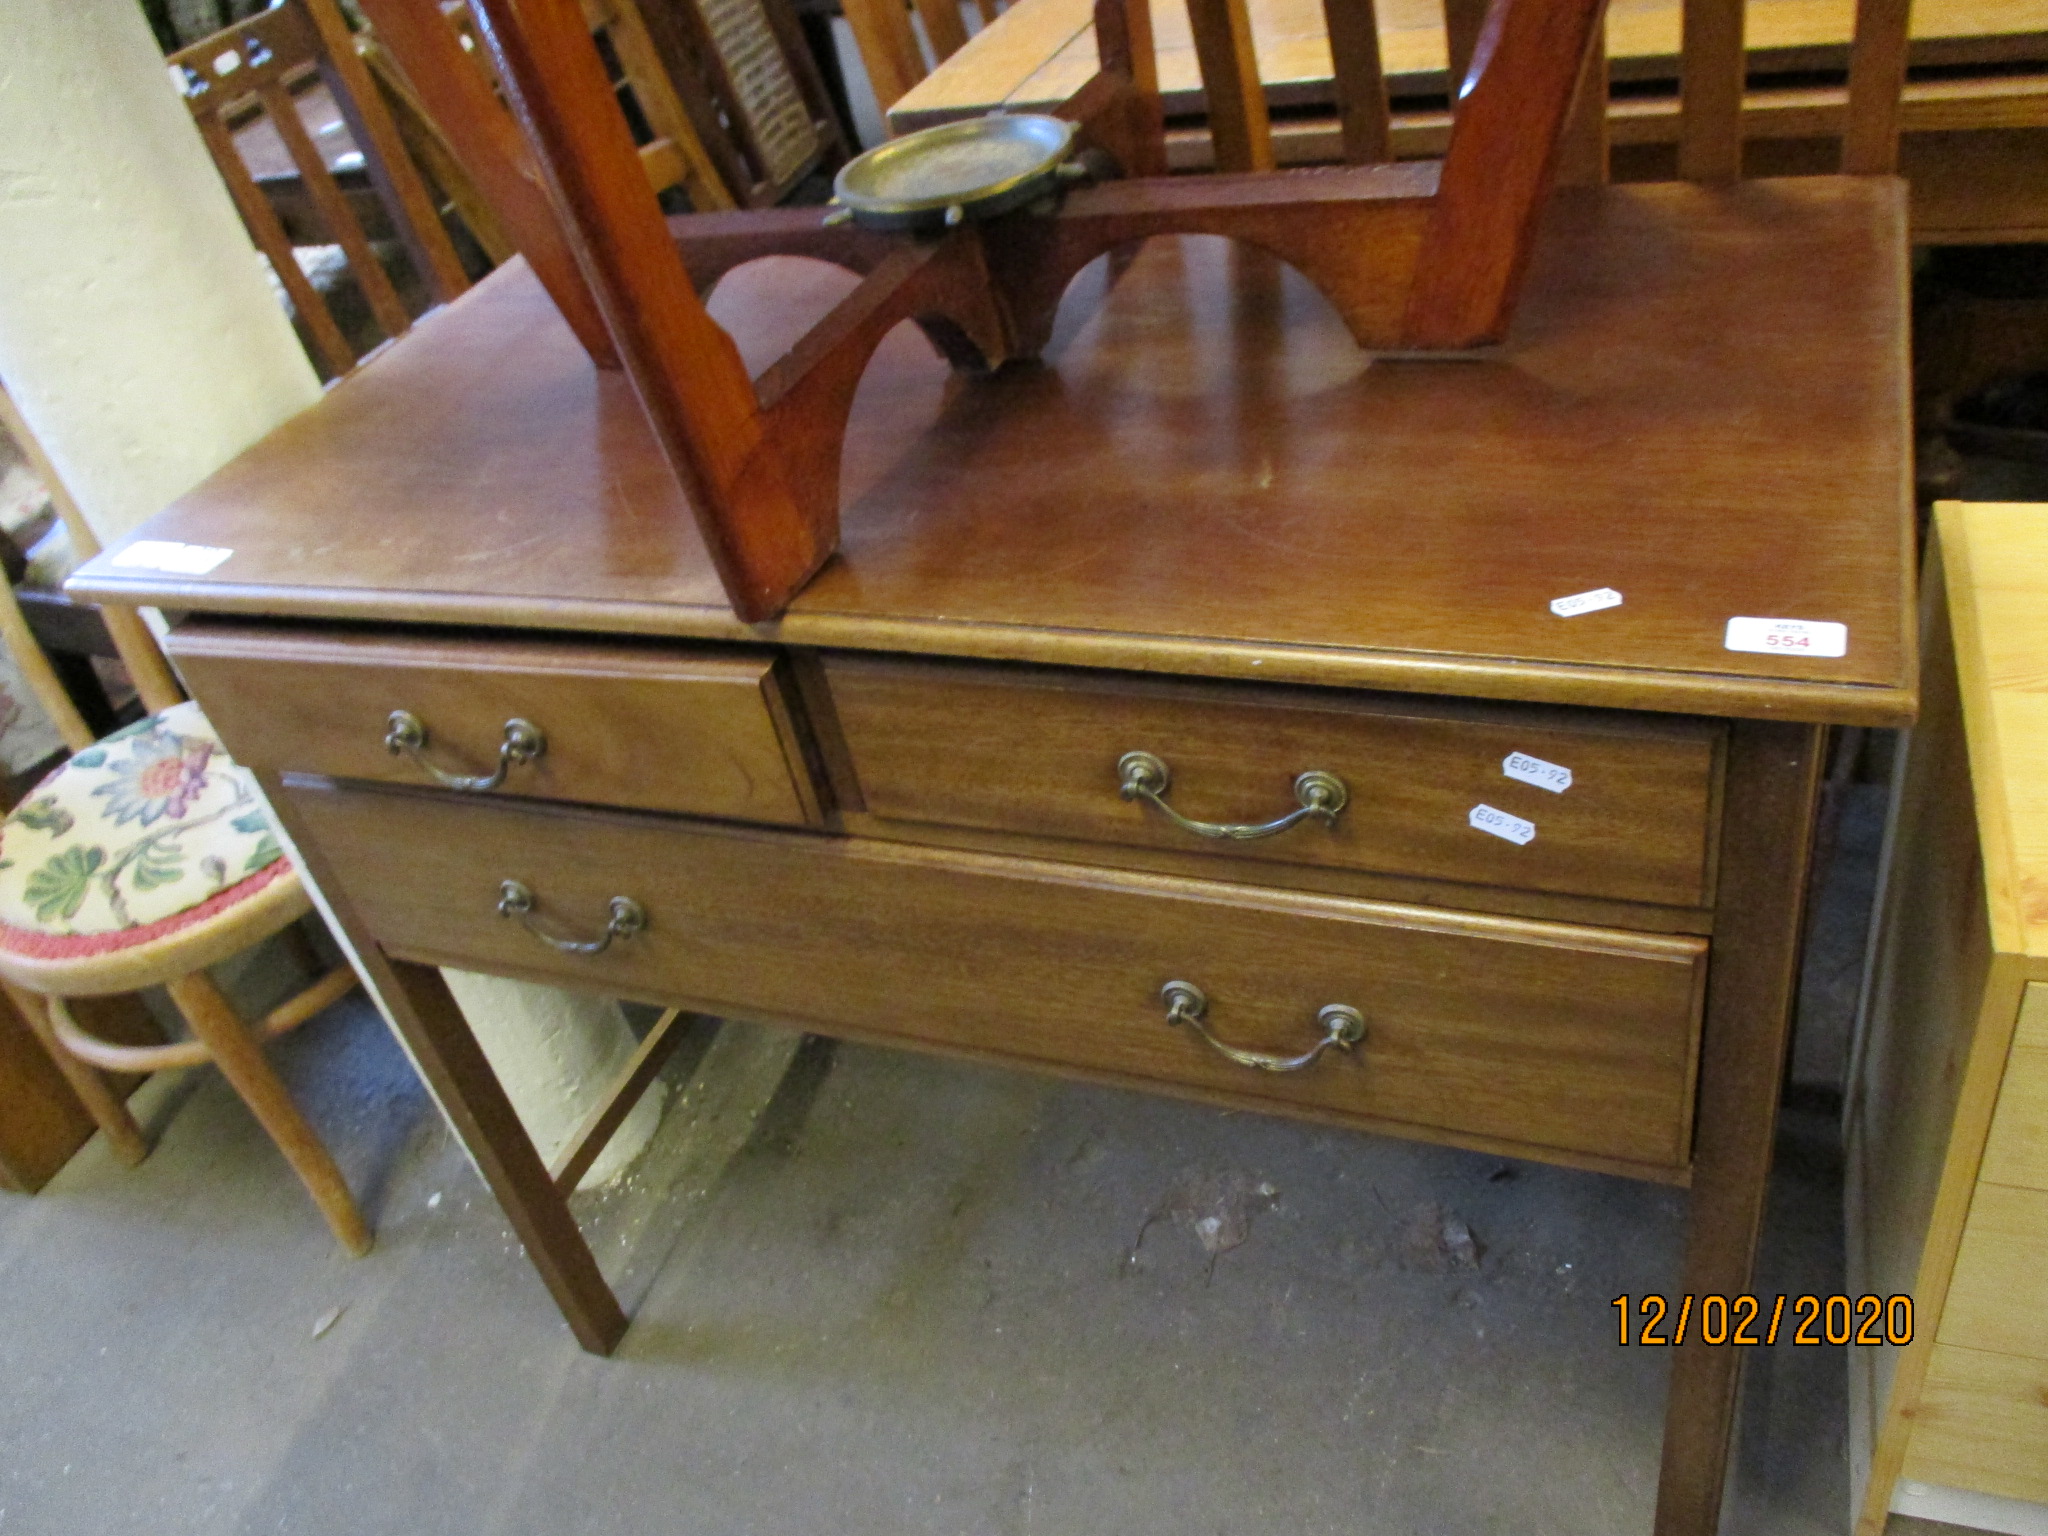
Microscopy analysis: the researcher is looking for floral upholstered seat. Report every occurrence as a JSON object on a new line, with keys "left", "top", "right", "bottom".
{"left": 0, "top": 701, "right": 290, "bottom": 961}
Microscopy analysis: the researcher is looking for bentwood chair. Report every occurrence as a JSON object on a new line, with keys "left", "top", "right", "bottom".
{"left": 0, "top": 393, "right": 369, "bottom": 1255}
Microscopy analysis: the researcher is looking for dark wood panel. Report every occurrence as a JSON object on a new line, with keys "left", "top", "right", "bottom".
{"left": 170, "top": 623, "right": 819, "bottom": 825}
{"left": 824, "top": 654, "right": 1723, "bottom": 906}
{"left": 285, "top": 782, "right": 1708, "bottom": 1173}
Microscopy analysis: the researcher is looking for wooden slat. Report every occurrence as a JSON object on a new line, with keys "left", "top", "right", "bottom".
{"left": 1844, "top": 0, "right": 1915, "bottom": 173}
{"left": 467, "top": 0, "right": 826, "bottom": 619}
{"left": 1678, "top": 0, "right": 1745, "bottom": 179}
{"left": 259, "top": 81, "right": 415, "bottom": 340}
{"left": 1185, "top": 0, "right": 1276, "bottom": 170}
{"left": 191, "top": 109, "right": 358, "bottom": 377}
{"left": 352, "top": 0, "right": 623, "bottom": 369}
{"left": 1556, "top": 19, "right": 1610, "bottom": 184}
{"left": 915, "top": 0, "right": 976, "bottom": 60}
{"left": 587, "top": 0, "right": 739, "bottom": 209}
{"left": 1096, "top": 0, "right": 1161, "bottom": 97}
{"left": 1402, "top": 0, "right": 1608, "bottom": 348}
{"left": 1321, "top": 0, "right": 1392, "bottom": 162}
{"left": 0, "top": 563, "right": 92, "bottom": 754}
{"left": 549, "top": 1006, "right": 693, "bottom": 1192}
{"left": 1152, "top": 73, "right": 2048, "bottom": 170}
{"left": 888, "top": 0, "right": 2048, "bottom": 133}
{"left": 607, "top": 0, "right": 763, "bottom": 204}
{"left": 301, "top": 0, "right": 472, "bottom": 304}
{"left": 1443, "top": 0, "right": 1489, "bottom": 87}
{"left": 841, "top": 0, "right": 931, "bottom": 111}
{"left": 362, "top": 35, "right": 517, "bottom": 262}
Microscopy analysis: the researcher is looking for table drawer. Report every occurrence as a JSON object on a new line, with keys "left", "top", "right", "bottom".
{"left": 169, "top": 624, "right": 819, "bottom": 825}
{"left": 820, "top": 657, "right": 1723, "bottom": 907}
{"left": 287, "top": 785, "right": 1707, "bottom": 1175}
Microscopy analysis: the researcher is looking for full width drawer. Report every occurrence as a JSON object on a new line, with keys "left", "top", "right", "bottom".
{"left": 287, "top": 785, "right": 1708, "bottom": 1175}
{"left": 820, "top": 658, "right": 1723, "bottom": 907}
{"left": 170, "top": 624, "right": 819, "bottom": 825}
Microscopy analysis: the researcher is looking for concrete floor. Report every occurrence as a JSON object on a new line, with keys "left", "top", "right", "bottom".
{"left": 0, "top": 792, "right": 1972, "bottom": 1536}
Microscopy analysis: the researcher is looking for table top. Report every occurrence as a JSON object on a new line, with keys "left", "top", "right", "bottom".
{"left": 73, "top": 178, "right": 1915, "bottom": 726}
{"left": 888, "top": 0, "right": 2048, "bottom": 129}
{"left": 1940, "top": 501, "right": 2048, "bottom": 961}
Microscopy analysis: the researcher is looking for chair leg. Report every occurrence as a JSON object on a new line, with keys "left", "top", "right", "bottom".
{"left": 166, "top": 970, "right": 372, "bottom": 1257}
{"left": 2, "top": 981, "right": 149, "bottom": 1167}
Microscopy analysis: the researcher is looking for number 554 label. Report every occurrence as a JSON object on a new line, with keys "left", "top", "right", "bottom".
{"left": 1724, "top": 616, "right": 1848, "bottom": 658}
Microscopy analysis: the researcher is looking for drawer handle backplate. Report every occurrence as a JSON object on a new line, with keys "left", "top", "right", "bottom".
{"left": 386, "top": 710, "right": 545, "bottom": 793}
{"left": 496, "top": 879, "right": 645, "bottom": 955}
{"left": 1160, "top": 980, "right": 1364, "bottom": 1073}
{"left": 1118, "top": 751, "right": 1346, "bottom": 840}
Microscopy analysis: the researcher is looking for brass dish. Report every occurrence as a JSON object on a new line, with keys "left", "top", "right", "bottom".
{"left": 830, "top": 114, "right": 1081, "bottom": 235}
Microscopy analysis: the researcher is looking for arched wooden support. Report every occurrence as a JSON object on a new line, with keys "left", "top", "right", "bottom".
{"left": 984, "top": 163, "right": 1438, "bottom": 356}
{"left": 750, "top": 234, "right": 1010, "bottom": 557}
{"left": 667, "top": 211, "right": 1009, "bottom": 374}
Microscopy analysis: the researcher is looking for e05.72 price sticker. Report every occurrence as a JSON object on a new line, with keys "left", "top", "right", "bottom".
{"left": 1469, "top": 804, "right": 1535, "bottom": 845}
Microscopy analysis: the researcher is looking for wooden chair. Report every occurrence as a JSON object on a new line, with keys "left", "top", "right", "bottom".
{"left": 626, "top": 0, "right": 851, "bottom": 204}
{"left": 842, "top": 0, "right": 1012, "bottom": 112}
{"left": 1561, "top": 0, "right": 1919, "bottom": 188}
{"left": 0, "top": 392, "right": 368, "bottom": 1255}
{"left": 169, "top": 0, "right": 471, "bottom": 378}
{"left": 576, "top": 0, "right": 743, "bottom": 209}
{"left": 1098, "top": 0, "right": 1915, "bottom": 183}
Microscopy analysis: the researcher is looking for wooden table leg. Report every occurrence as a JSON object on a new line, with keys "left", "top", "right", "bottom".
{"left": 1654, "top": 720, "right": 1826, "bottom": 1536}
{"left": 257, "top": 772, "right": 627, "bottom": 1354}
{"left": 378, "top": 957, "right": 628, "bottom": 1353}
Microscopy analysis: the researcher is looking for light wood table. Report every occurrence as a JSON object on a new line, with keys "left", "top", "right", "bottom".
{"left": 1850, "top": 501, "right": 2048, "bottom": 1535}
{"left": 889, "top": 0, "right": 2048, "bottom": 241}
{"left": 74, "top": 177, "right": 1914, "bottom": 1536}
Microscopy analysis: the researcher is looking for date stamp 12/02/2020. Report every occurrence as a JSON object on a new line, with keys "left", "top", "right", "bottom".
{"left": 1613, "top": 1294, "right": 1913, "bottom": 1346}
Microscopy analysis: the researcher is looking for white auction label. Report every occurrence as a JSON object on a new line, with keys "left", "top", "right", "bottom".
{"left": 1550, "top": 587, "right": 1622, "bottom": 618}
{"left": 1503, "top": 751, "right": 1572, "bottom": 794}
{"left": 109, "top": 540, "right": 234, "bottom": 575}
{"left": 1723, "top": 616, "right": 1848, "bottom": 658}
{"left": 1469, "top": 803, "right": 1536, "bottom": 845}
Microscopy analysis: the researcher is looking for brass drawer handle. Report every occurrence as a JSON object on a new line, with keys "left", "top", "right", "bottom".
{"left": 1160, "top": 980, "right": 1364, "bottom": 1073}
{"left": 386, "top": 710, "right": 545, "bottom": 792}
{"left": 1118, "top": 751, "right": 1346, "bottom": 840}
{"left": 496, "top": 879, "right": 645, "bottom": 955}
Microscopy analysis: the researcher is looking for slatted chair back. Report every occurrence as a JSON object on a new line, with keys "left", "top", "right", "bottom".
{"left": 352, "top": 0, "right": 624, "bottom": 368}
{"left": 1565, "top": 0, "right": 1917, "bottom": 187}
{"left": 576, "top": 0, "right": 742, "bottom": 209}
{"left": 168, "top": 0, "right": 471, "bottom": 378}
{"left": 842, "top": 0, "right": 1019, "bottom": 115}
{"left": 1114, "top": 0, "right": 1605, "bottom": 181}
{"left": 613, "top": 0, "right": 849, "bottom": 206}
